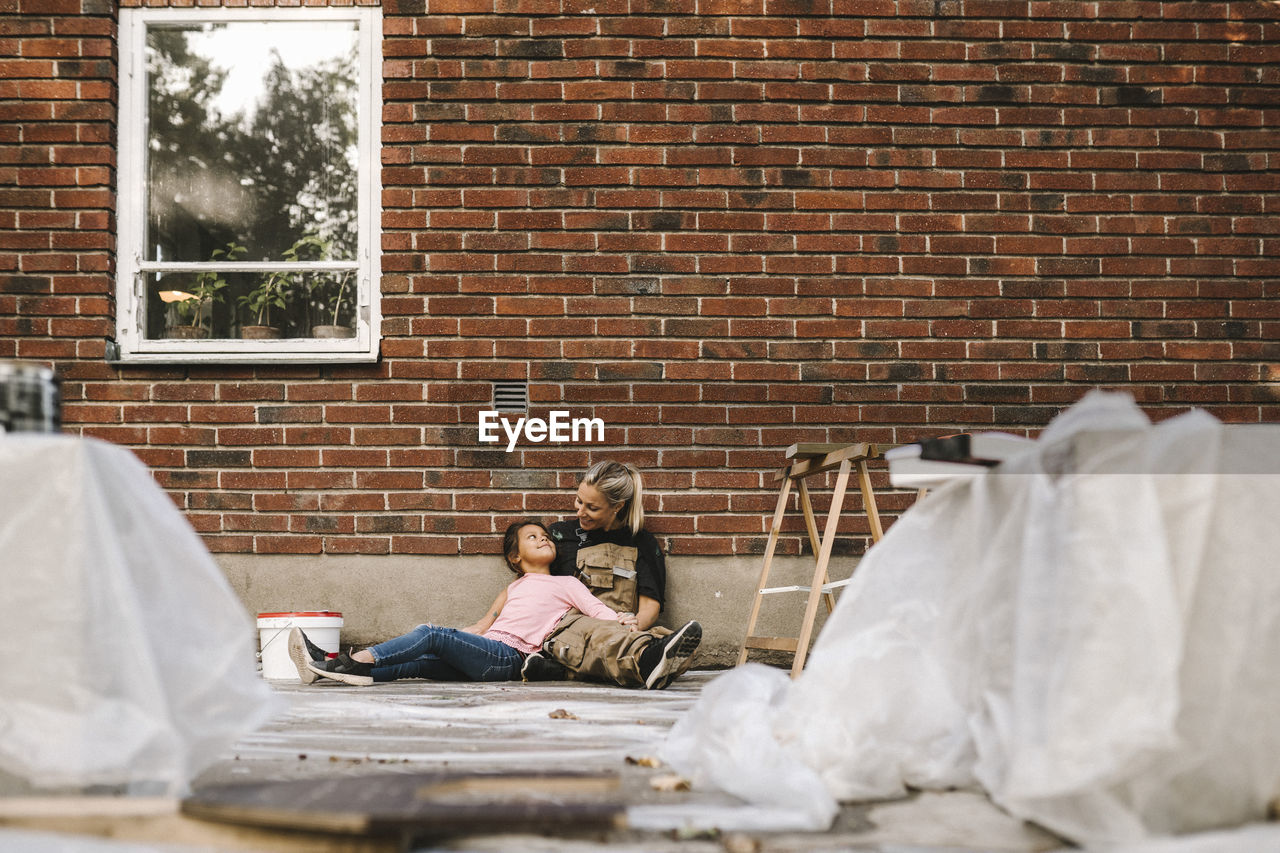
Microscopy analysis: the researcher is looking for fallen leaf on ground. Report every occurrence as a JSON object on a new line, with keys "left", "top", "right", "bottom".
{"left": 649, "top": 774, "right": 691, "bottom": 792}
{"left": 675, "top": 826, "right": 721, "bottom": 841}
{"left": 722, "top": 833, "right": 761, "bottom": 853}
{"left": 625, "top": 755, "right": 662, "bottom": 767}
{"left": 548, "top": 708, "right": 579, "bottom": 720}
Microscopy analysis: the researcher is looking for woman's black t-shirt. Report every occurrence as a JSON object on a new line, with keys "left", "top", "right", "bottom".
{"left": 548, "top": 520, "right": 666, "bottom": 610}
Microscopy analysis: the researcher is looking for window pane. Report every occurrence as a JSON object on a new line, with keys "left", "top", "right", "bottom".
{"left": 146, "top": 269, "right": 359, "bottom": 341}
{"left": 145, "top": 22, "right": 359, "bottom": 264}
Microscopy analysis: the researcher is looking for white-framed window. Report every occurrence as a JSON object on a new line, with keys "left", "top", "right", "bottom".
{"left": 115, "top": 6, "right": 381, "bottom": 364}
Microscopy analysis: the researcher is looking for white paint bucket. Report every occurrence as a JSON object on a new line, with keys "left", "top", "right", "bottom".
{"left": 257, "top": 611, "right": 343, "bottom": 680}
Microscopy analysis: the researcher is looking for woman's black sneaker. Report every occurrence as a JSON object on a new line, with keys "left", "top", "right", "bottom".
{"left": 308, "top": 651, "right": 374, "bottom": 686}
{"left": 639, "top": 621, "right": 702, "bottom": 689}
{"left": 521, "top": 651, "right": 569, "bottom": 682}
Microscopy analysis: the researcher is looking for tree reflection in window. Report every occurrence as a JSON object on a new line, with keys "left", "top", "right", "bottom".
{"left": 144, "top": 22, "right": 359, "bottom": 339}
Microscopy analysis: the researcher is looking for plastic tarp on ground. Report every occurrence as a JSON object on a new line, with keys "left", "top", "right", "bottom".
{"left": 0, "top": 435, "right": 278, "bottom": 795}
{"left": 662, "top": 393, "right": 1280, "bottom": 847}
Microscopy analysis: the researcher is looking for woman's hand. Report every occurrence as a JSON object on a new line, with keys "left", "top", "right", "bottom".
{"left": 617, "top": 611, "right": 640, "bottom": 631}
{"left": 635, "top": 596, "right": 661, "bottom": 631}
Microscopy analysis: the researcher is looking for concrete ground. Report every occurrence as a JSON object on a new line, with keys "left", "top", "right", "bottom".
{"left": 0, "top": 670, "right": 1066, "bottom": 852}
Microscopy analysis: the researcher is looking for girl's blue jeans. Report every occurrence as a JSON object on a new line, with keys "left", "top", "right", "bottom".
{"left": 368, "top": 624, "right": 523, "bottom": 683}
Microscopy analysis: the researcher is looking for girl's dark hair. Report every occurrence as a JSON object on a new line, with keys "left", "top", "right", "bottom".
{"left": 501, "top": 519, "right": 550, "bottom": 575}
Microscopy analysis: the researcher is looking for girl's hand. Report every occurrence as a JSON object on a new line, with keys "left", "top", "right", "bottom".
{"left": 618, "top": 611, "right": 639, "bottom": 631}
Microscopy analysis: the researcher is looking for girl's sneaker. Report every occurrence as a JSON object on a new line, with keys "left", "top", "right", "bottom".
{"left": 308, "top": 651, "right": 374, "bottom": 686}
{"left": 288, "top": 628, "right": 322, "bottom": 684}
{"left": 299, "top": 629, "right": 331, "bottom": 662}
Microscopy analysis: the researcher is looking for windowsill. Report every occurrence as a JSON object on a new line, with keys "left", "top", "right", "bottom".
{"left": 106, "top": 338, "right": 380, "bottom": 365}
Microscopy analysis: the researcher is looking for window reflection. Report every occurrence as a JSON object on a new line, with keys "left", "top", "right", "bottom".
{"left": 145, "top": 22, "right": 359, "bottom": 265}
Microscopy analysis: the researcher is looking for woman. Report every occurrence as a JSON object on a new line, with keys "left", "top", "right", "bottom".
{"left": 532, "top": 460, "right": 702, "bottom": 689}
{"left": 551, "top": 459, "right": 665, "bottom": 627}
{"left": 290, "top": 520, "right": 620, "bottom": 686}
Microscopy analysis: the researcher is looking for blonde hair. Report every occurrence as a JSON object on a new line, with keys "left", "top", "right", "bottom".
{"left": 581, "top": 460, "right": 644, "bottom": 533}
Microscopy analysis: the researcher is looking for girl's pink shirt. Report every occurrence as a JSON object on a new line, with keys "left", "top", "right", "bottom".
{"left": 482, "top": 573, "right": 619, "bottom": 654}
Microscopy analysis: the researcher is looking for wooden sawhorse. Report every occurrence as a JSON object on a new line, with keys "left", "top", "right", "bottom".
{"left": 737, "top": 442, "right": 885, "bottom": 677}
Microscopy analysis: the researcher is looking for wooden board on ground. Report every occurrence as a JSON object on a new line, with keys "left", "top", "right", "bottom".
{"left": 0, "top": 796, "right": 396, "bottom": 852}
{"left": 181, "top": 770, "right": 625, "bottom": 842}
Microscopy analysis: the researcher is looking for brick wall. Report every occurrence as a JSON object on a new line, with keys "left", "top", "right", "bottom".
{"left": 3, "top": 0, "right": 1278, "bottom": 561}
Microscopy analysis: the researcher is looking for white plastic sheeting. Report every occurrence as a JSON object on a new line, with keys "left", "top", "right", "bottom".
{"left": 662, "top": 393, "right": 1280, "bottom": 846}
{"left": 0, "top": 435, "right": 278, "bottom": 795}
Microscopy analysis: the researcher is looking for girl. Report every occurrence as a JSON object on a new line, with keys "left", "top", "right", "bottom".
{"left": 290, "top": 520, "right": 622, "bottom": 686}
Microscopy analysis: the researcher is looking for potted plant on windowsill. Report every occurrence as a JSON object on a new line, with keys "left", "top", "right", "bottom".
{"left": 235, "top": 238, "right": 313, "bottom": 339}
{"left": 238, "top": 268, "right": 291, "bottom": 339}
{"left": 310, "top": 269, "right": 356, "bottom": 339}
{"left": 285, "top": 233, "right": 355, "bottom": 339}
{"left": 159, "top": 242, "right": 243, "bottom": 339}
{"left": 159, "top": 289, "right": 209, "bottom": 338}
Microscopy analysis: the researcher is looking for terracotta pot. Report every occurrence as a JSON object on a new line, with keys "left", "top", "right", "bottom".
{"left": 241, "top": 325, "right": 282, "bottom": 339}
{"left": 310, "top": 324, "right": 355, "bottom": 339}
{"left": 165, "top": 326, "right": 208, "bottom": 339}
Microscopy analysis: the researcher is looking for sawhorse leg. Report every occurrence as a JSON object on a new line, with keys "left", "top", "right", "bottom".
{"left": 791, "top": 458, "right": 852, "bottom": 677}
{"left": 737, "top": 474, "right": 796, "bottom": 666}
{"left": 856, "top": 457, "right": 885, "bottom": 543}
{"left": 796, "top": 478, "right": 835, "bottom": 614}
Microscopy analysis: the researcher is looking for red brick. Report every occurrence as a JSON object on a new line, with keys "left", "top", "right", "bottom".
{"left": 255, "top": 536, "right": 323, "bottom": 555}
{"left": 324, "top": 537, "right": 391, "bottom": 555}
{"left": 392, "top": 537, "right": 461, "bottom": 555}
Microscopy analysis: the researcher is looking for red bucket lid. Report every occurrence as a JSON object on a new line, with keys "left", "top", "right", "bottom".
{"left": 257, "top": 610, "right": 342, "bottom": 618}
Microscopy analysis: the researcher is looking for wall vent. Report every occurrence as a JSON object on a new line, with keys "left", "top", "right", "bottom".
{"left": 493, "top": 382, "right": 528, "bottom": 413}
